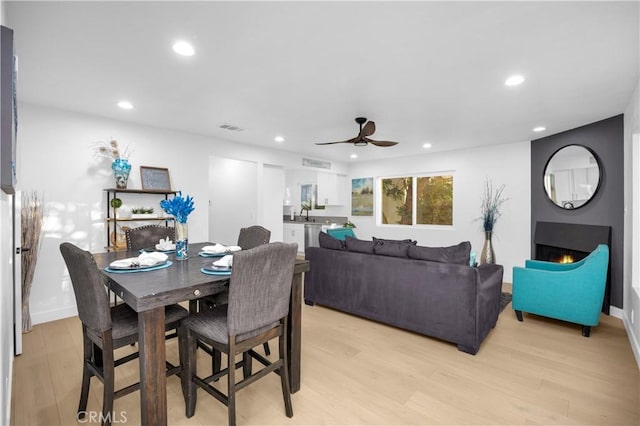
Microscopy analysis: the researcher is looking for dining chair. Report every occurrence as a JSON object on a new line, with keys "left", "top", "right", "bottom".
{"left": 180, "top": 242, "right": 298, "bottom": 426}
{"left": 125, "top": 224, "right": 175, "bottom": 251}
{"left": 59, "top": 242, "right": 188, "bottom": 426}
{"left": 201, "top": 225, "right": 272, "bottom": 357}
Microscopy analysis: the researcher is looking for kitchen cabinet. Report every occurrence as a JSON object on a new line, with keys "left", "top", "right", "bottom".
{"left": 317, "top": 172, "right": 345, "bottom": 206}
{"left": 283, "top": 223, "right": 305, "bottom": 253}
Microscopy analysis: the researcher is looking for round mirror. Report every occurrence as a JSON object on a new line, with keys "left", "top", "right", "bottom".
{"left": 543, "top": 145, "right": 601, "bottom": 209}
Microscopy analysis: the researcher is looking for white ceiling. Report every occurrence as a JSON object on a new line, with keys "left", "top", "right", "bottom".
{"left": 6, "top": 1, "right": 639, "bottom": 163}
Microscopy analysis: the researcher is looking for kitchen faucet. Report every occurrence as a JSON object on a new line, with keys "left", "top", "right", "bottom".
{"left": 300, "top": 205, "right": 309, "bottom": 221}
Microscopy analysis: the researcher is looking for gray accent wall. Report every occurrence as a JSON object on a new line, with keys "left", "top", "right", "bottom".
{"left": 531, "top": 115, "right": 624, "bottom": 309}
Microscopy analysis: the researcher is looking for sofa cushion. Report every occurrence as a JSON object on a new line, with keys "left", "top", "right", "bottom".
{"left": 373, "top": 239, "right": 412, "bottom": 258}
{"left": 344, "top": 236, "right": 375, "bottom": 254}
{"left": 373, "top": 236, "right": 416, "bottom": 244}
{"left": 407, "top": 241, "right": 472, "bottom": 265}
{"left": 319, "top": 231, "right": 345, "bottom": 250}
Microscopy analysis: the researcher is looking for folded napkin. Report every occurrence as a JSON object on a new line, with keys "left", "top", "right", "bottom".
{"left": 201, "top": 243, "right": 227, "bottom": 254}
{"left": 212, "top": 254, "right": 233, "bottom": 269}
{"left": 202, "top": 244, "right": 242, "bottom": 254}
{"left": 110, "top": 252, "right": 169, "bottom": 269}
{"left": 155, "top": 237, "right": 175, "bottom": 251}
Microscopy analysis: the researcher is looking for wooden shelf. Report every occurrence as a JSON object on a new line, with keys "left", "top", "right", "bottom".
{"left": 106, "top": 217, "right": 174, "bottom": 222}
{"left": 103, "top": 188, "right": 176, "bottom": 195}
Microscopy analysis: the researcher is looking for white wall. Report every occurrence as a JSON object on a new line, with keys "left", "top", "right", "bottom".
{"left": 17, "top": 102, "right": 347, "bottom": 324}
{"left": 347, "top": 141, "right": 531, "bottom": 283}
{"left": 623, "top": 79, "right": 640, "bottom": 368}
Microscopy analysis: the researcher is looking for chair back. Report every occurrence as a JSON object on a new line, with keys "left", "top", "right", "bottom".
{"left": 237, "top": 225, "right": 271, "bottom": 250}
{"left": 227, "top": 242, "right": 297, "bottom": 337}
{"left": 125, "top": 225, "right": 176, "bottom": 251}
{"left": 59, "top": 242, "right": 112, "bottom": 333}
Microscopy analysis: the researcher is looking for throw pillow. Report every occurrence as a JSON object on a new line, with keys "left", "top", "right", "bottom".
{"left": 344, "top": 236, "right": 375, "bottom": 254}
{"left": 407, "top": 241, "right": 472, "bottom": 265}
{"left": 319, "top": 231, "right": 345, "bottom": 250}
{"left": 373, "top": 236, "right": 417, "bottom": 245}
{"left": 373, "top": 239, "right": 411, "bottom": 258}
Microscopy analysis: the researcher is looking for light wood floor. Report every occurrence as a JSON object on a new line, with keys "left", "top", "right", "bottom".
{"left": 11, "top": 285, "right": 640, "bottom": 425}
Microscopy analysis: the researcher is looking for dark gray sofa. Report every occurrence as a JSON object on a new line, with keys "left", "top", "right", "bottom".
{"left": 304, "top": 242, "right": 504, "bottom": 355}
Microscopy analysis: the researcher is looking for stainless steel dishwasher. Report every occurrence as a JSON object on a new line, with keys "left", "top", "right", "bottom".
{"left": 304, "top": 223, "right": 324, "bottom": 250}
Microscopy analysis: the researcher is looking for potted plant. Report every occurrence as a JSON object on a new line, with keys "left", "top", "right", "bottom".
{"left": 131, "top": 207, "right": 157, "bottom": 219}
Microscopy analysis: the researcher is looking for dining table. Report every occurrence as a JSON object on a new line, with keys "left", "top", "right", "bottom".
{"left": 92, "top": 242, "right": 309, "bottom": 426}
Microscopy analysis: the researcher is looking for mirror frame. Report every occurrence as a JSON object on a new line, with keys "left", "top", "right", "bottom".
{"left": 542, "top": 144, "right": 602, "bottom": 210}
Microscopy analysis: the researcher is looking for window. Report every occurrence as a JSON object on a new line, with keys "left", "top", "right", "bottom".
{"left": 417, "top": 175, "right": 453, "bottom": 225}
{"left": 380, "top": 174, "right": 453, "bottom": 226}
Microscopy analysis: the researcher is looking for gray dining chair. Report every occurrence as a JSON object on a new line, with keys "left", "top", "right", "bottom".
{"left": 201, "top": 225, "right": 273, "bottom": 358}
{"left": 125, "top": 224, "right": 175, "bottom": 251}
{"left": 59, "top": 242, "right": 188, "bottom": 426}
{"left": 180, "top": 242, "right": 298, "bottom": 426}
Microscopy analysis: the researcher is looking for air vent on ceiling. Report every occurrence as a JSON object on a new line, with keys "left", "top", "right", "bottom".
{"left": 219, "top": 123, "right": 246, "bottom": 132}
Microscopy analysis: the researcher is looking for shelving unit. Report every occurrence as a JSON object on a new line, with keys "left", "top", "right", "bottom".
{"left": 104, "top": 188, "right": 176, "bottom": 251}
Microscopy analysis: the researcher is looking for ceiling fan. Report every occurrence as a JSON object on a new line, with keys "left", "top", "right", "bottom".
{"left": 315, "top": 117, "right": 399, "bottom": 147}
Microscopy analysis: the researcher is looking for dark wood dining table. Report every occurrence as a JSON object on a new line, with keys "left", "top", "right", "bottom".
{"left": 92, "top": 242, "right": 309, "bottom": 426}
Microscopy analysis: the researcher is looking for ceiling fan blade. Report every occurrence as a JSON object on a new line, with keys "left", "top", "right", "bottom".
{"left": 368, "top": 139, "right": 398, "bottom": 147}
{"left": 315, "top": 140, "right": 356, "bottom": 145}
{"left": 361, "top": 121, "right": 376, "bottom": 137}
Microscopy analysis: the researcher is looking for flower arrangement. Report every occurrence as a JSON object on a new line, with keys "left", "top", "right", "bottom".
{"left": 160, "top": 191, "right": 194, "bottom": 223}
{"left": 478, "top": 179, "right": 508, "bottom": 232}
{"left": 92, "top": 139, "right": 131, "bottom": 161}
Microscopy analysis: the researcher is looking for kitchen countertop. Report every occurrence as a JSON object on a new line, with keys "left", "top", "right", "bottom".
{"left": 283, "top": 215, "right": 348, "bottom": 225}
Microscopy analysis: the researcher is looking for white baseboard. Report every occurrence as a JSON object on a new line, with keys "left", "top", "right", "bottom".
{"left": 609, "top": 305, "right": 623, "bottom": 319}
{"left": 620, "top": 309, "right": 640, "bottom": 370}
{"left": 31, "top": 305, "right": 78, "bottom": 326}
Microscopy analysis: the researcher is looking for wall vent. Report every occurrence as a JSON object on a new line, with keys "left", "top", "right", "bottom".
{"left": 219, "top": 123, "right": 246, "bottom": 132}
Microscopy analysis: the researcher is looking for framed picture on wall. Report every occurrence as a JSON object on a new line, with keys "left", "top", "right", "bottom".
{"left": 352, "top": 177, "right": 373, "bottom": 216}
{"left": 140, "top": 166, "right": 171, "bottom": 191}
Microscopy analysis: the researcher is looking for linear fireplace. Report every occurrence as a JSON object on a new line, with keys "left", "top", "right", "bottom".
{"left": 534, "top": 221, "right": 612, "bottom": 313}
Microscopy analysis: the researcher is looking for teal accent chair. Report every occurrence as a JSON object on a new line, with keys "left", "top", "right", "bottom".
{"left": 326, "top": 227, "right": 356, "bottom": 241}
{"left": 512, "top": 244, "right": 609, "bottom": 337}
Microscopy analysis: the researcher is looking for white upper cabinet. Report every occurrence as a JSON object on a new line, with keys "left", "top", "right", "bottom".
{"left": 317, "top": 172, "right": 345, "bottom": 206}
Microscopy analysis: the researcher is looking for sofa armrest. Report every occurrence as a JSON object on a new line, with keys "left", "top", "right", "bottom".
{"left": 474, "top": 263, "right": 504, "bottom": 351}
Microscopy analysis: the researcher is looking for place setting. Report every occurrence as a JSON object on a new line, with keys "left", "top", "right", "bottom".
{"left": 198, "top": 243, "right": 241, "bottom": 257}
{"left": 201, "top": 254, "right": 233, "bottom": 276}
{"left": 139, "top": 237, "right": 176, "bottom": 254}
{"left": 105, "top": 251, "right": 172, "bottom": 273}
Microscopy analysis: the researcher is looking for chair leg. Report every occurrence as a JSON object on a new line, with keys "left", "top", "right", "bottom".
{"left": 228, "top": 339, "right": 237, "bottom": 426}
{"left": 242, "top": 352, "right": 252, "bottom": 379}
{"left": 279, "top": 322, "right": 293, "bottom": 418}
{"left": 184, "top": 328, "right": 198, "bottom": 418}
{"left": 101, "top": 333, "right": 115, "bottom": 426}
{"left": 582, "top": 325, "right": 591, "bottom": 337}
{"left": 515, "top": 310, "right": 523, "bottom": 321}
{"left": 263, "top": 342, "right": 271, "bottom": 356}
{"left": 77, "top": 330, "right": 93, "bottom": 419}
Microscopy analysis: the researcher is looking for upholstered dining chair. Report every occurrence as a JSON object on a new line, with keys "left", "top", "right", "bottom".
{"left": 180, "top": 242, "right": 298, "bottom": 426}
{"left": 125, "top": 224, "right": 175, "bottom": 251}
{"left": 512, "top": 244, "right": 609, "bottom": 337}
{"left": 59, "top": 242, "right": 188, "bottom": 426}
{"left": 201, "top": 225, "right": 272, "bottom": 357}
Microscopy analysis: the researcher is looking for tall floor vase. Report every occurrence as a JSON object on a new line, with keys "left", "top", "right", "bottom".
{"left": 480, "top": 231, "right": 496, "bottom": 265}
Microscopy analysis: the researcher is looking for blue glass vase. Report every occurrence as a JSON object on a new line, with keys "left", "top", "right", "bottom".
{"left": 175, "top": 221, "right": 189, "bottom": 260}
{"left": 112, "top": 159, "right": 131, "bottom": 189}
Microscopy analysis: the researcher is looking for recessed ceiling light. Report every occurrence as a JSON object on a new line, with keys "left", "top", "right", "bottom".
{"left": 350, "top": 154, "right": 358, "bottom": 159}
{"left": 117, "top": 101, "right": 133, "bottom": 110}
{"left": 505, "top": 75, "right": 525, "bottom": 86}
{"left": 422, "top": 143, "right": 432, "bottom": 149}
{"left": 533, "top": 126, "right": 546, "bottom": 132}
{"left": 274, "top": 136, "right": 284, "bottom": 143}
{"left": 172, "top": 41, "right": 195, "bottom": 56}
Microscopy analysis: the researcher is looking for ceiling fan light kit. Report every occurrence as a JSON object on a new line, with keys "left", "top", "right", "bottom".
{"left": 316, "top": 117, "right": 399, "bottom": 148}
